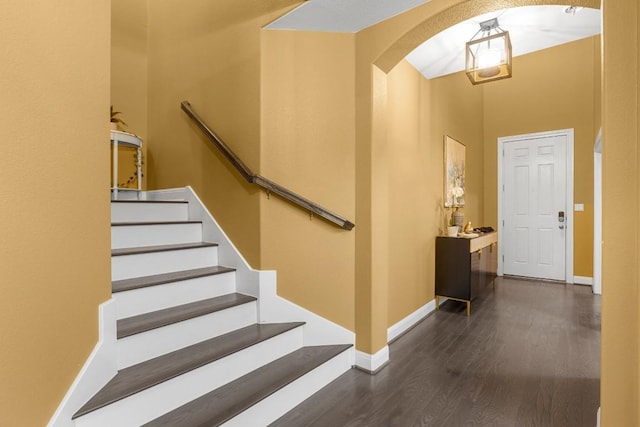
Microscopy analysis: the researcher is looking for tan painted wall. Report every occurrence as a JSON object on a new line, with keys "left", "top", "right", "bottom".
{"left": 387, "top": 61, "right": 435, "bottom": 326}
{"left": 0, "top": 0, "right": 634, "bottom": 425}
{"left": 429, "top": 72, "right": 485, "bottom": 230}
{"left": 261, "top": 30, "right": 356, "bottom": 330}
{"left": 134, "top": 0, "right": 637, "bottom": 423}
{"left": 386, "top": 61, "right": 484, "bottom": 326}
{"left": 354, "top": 0, "right": 465, "bottom": 354}
{"left": 601, "top": 0, "right": 639, "bottom": 425}
{"left": 386, "top": 36, "right": 599, "bottom": 326}
{"left": 262, "top": 0, "right": 592, "bottom": 357}
{"left": 358, "top": 0, "right": 600, "bottom": 354}
{"left": 0, "top": 2, "right": 111, "bottom": 425}
{"left": 483, "top": 36, "right": 600, "bottom": 277}
{"left": 144, "top": 0, "right": 299, "bottom": 267}
{"left": 112, "top": 0, "right": 149, "bottom": 190}
{"left": 110, "top": 1, "right": 639, "bottom": 422}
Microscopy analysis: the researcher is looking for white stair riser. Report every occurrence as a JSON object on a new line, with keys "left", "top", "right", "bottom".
{"left": 111, "top": 247, "right": 218, "bottom": 281}
{"left": 117, "top": 302, "right": 257, "bottom": 368}
{"left": 110, "top": 190, "right": 141, "bottom": 201}
{"left": 111, "top": 202, "right": 189, "bottom": 222}
{"left": 111, "top": 223, "right": 203, "bottom": 249}
{"left": 114, "top": 272, "right": 237, "bottom": 319}
{"left": 74, "top": 328, "right": 304, "bottom": 427}
{"left": 222, "top": 349, "right": 352, "bottom": 427}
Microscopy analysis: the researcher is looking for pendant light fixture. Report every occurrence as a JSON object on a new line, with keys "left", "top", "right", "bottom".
{"left": 465, "top": 17, "right": 512, "bottom": 85}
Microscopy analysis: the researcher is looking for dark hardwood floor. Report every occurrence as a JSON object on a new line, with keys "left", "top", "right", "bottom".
{"left": 272, "top": 276, "right": 601, "bottom": 427}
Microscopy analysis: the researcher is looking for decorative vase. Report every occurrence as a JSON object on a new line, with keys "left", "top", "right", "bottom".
{"left": 453, "top": 209, "right": 464, "bottom": 227}
{"left": 447, "top": 226, "right": 459, "bottom": 237}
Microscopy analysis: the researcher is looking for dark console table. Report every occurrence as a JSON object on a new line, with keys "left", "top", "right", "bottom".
{"left": 435, "top": 232, "right": 498, "bottom": 316}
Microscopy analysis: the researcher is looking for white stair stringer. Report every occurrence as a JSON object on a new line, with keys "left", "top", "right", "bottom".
{"left": 146, "top": 187, "right": 356, "bottom": 347}
{"left": 255, "top": 269, "right": 356, "bottom": 347}
{"left": 117, "top": 301, "right": 257, "bottom": 369}
{"left": 48, "top": 301, "right": 118, "bottom": 427}
{"left": 111, "top": 222, "right": 203, "bottom": 249}
{"left": 222, "top": 348, "right": 353, "bottom": 427}
{"left": 113, "top": 271, "right": 237, "bottom": 319}
{"left": 74, "top": 327, "right": 304, "bottom": 427}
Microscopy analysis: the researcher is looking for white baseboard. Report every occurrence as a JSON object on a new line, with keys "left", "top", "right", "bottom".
{"left": 574, "top": 276, "right": 593, "bottom": 286}
{"left": 387, "top": 299, "right": 438, "bottom": 343}
{"left": 355, "top": 346, "right": 389, "bottom": 373}
{"left": 257, "top": 270, "right": 355, "bottom": 347}
{"left": 48, "top": 299, "right": 117, "bottom": 427}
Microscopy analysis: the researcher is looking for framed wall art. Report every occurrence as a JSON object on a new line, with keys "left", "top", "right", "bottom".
{"left": 444, "top": 135, "right": 465, "bottom": 208}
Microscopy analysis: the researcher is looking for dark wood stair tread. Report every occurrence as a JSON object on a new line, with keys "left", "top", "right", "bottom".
{"left": 112, "top": 242, "right": 218, "bottom": 257}
{"left": 111, "top": 220, "right": 202, "bottom": 226}
{"left": 144, "top": 344, "right": 352, "bottom": 427}
{"left": 111, "top": 200, "right": 188, "bottom": 204}
{"left": 112, "top": 266, "right": 236, "bottom": 293}
{"left": 117, "top": 293, "right": 256, "bottom": 339}
{"left": 72, "top": 322, "right": 305, "bottom": 419}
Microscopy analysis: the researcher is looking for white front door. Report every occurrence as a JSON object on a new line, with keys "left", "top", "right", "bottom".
{"left": 501, "top": 132, "right": 570, "bottom": 281}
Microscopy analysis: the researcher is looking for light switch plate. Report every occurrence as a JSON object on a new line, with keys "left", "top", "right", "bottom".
{"left": 575, "top": 203, "right": 584, "bottom": 212}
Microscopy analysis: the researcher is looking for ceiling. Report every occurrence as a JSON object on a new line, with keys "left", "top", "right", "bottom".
{"left": 406, "top": 6, "right": 602, "bottom": 79}
{"left": 267, "top": 2, "right": 602, "bottom": 80}
{"left": 266, "top": 0, "right": 430, "bottom": 33}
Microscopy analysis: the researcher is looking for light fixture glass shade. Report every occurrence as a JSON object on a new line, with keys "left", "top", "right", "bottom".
{"left": 465, "top": 31, "right": 512, "bottom": 85}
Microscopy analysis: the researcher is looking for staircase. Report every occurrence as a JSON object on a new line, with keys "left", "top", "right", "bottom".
{"left": 67, "top": 188, "right": 353, "bottom": 426}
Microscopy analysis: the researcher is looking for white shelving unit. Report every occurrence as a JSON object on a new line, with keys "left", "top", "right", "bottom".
{"left": 110, "top": 130, "right": 142, "bottom": 200}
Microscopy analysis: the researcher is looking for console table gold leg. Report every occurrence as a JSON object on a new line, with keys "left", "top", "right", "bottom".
{"left": 466, "top": 301, "right": 471, "bottom": 317}
{"left": 435, "top": 295, "right": 440, "bottom": 310}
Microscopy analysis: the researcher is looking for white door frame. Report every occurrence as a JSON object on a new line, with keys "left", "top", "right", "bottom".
{"left": 497, "top": 128, "right": 574, "bottom": 283}
{"left": 593, "top": 129, "right": 602, "bottom": 294}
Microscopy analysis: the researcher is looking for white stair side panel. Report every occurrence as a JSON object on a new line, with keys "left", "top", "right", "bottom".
{"left": 111, "top": 246, "right": 218, "bottom": 281}
{"left": 144, "top": 188, "right": 261, "bottom": 297}
{"left": 222, "top": 349, "right": 353, "bottom": 427}
{"left": 117, "top": 302, "right": 257, "bottom": 368}
{"left": 74, "top": 327, "right": 304, "bottom": 427}
{"left": 111, "top": 202, "right": 189, "bottom": 222}
{"left": 144, "top": 188, "right": 356, "bottom": 348}
{"left": 48, "top": 300, "right": 117, "bottom": 427}
{"left": 113, "top": 272, "right": 237, "bottom": 319}
{"left": 256, "top": 271, "right": 355, "bottom": 347}
{"left": 111, "top": 223, "right": 203, "bottom": 249}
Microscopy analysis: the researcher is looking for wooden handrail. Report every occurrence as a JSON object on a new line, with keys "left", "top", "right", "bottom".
{"left": 181, "top": 101, "right": 355, "bottom": 230}
{"left": 180, "top": 101, "right": 254, "bottom": 183}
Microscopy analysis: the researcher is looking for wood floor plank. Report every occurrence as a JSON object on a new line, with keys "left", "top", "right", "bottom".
{"left": 271, "top": 277, "right": 600, "bottom": 427}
